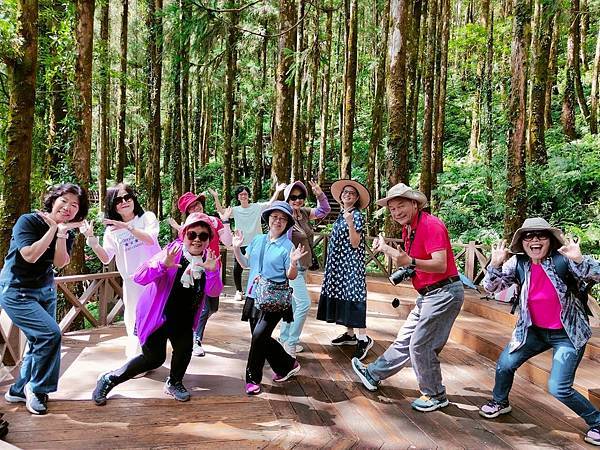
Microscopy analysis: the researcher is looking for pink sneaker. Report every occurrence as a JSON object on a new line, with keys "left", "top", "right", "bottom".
{"left": 273, "top": 361, "right": 301, "bottom": 382}
{"left": 245, "top": 383, "right": 261, "bottom": 395}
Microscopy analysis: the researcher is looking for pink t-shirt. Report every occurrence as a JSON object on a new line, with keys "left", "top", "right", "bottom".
{"left": 527, "top": 263, "right": 562, "bottom": 329}
{"left": 402, "top": 212, "right": 459, "bottom": 292}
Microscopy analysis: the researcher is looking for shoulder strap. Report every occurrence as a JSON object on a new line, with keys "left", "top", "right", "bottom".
{"left": 514, "top": 254, "right": 528, "bottom": 286}
{"left": 258, "top": 234, "right": 268, "bottom": 276}
{"left": 551, "top": 252, "right": 569, "bottom": 281}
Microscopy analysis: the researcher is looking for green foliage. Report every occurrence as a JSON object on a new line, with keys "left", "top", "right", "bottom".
{"left": 0, "top": 0, "right": 22, "bottom": 61}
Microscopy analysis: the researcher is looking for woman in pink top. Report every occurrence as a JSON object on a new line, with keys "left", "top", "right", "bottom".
{"left": 480, "top": 217, "right": 600, "bottom": 447}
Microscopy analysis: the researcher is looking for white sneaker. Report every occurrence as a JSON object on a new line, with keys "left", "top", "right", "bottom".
{"left": 193, "top": 341, "right": 205, "bottom": 357}
{"left": 234, "top": 291, "right": 244, "bottom": 301}
{"left": 283, "top": 342, "right": 296, "bottom": 358}
{"left": 295, "top": 344, "right": 304, "bottom": 353}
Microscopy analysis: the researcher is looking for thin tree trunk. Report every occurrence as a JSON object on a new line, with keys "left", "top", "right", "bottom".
{"left": 272, "top": 0, "right": 297, "bottom": 186}
{"left": 99, "top": 0, "right": 109, "bottom": 210}
{"left": 291, "top": 0, "right": 305, "bottom": 182}
{"left": 171, "top": 38, "right": 182, "bottom": 222}
{"left": 223, "top": 12, "right": 238, "bottom": 206}
{"left": 0, "top": 0, "right": 38, "bottom": 265}
{"left": 590, "top": 26, "right": 600, "bottom": 134}
{"left": 180, "top": 0, "right": 191, "bottom": 192}
{"left": 484, "top": 8, "right": 494, "bottom": 190}
{"left": 406, "top": 0, "right": 422, "bottom": 162}
{"left": 253, "top": 22, "right": 268, "bottom": 199}
{"left": 580, "top": 0, "right": 589, "bottom": 70}
{"left": 318, "top": 6, "right": 333, "bottom": 186}
{"left": 420, "top": 0, "right": 438, "bottom": 199}
{"left": 544, "top": 14, "right": 558, "bottom": 129}
{"left": 504, "top": 0, "right": 530, "bottom": 239}
{"left": 116, "top": 0, "right": 128, "bottom": 182}
{"left": 562, "top": 0, "right": 579, "bottom": 140}
{"left": 304, "top": 7, "right": 320, "bottom": 182}
{"left": 432, "top": 0, "right": 450, "bottom": 182}
{"left": 340, "top": 0, "right": 358, "bottom": 179}
{"left": 367, "top": 0, "right": 389, "bottom": 230}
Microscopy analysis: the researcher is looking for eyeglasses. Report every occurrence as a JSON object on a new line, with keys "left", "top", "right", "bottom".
{"left": 341, "top": 189, "right": 358, "bottom": 197}
{"left": 522, "top": 231, "right": 550, "bottom": 241}
{"left": 186, "top": 231, "right": 210, "bottom": 241}
{"left": 288, "top": 194, "right": 306, "bottom": 201}
{"left": 115, "top": 194, "right": 133, "bottom": 204}
{"left": 269, "top": 215, "right": 288, "bottom": 223}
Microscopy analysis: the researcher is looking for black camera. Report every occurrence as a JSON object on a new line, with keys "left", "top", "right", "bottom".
{"left": 388, "top": 267, "right": 416, "bottom": 286}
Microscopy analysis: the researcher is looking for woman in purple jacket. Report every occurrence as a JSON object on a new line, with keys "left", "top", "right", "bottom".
{"left": 92, "top": 213, "right": 218, "bottom": 405}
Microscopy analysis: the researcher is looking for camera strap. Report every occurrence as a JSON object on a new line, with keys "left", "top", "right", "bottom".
{"left": 403, "top": 211, "right": 422, "bottom": 256}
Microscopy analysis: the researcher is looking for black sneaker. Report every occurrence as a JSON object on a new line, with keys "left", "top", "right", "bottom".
{"left": 164, "top": 377, "right": 190, "bottom": 402}
{"left": 24, "top": 383, "right": 48, "bottom": 415}
{"left": 331, "top": 332, "right": 358, "bottom": 346}
{"left": 354, "top": 336, "right": 374, "bottom": 360}
{"left": 93, "top": 372, "right": 117, "bottom": 406}
{"left": 4, "top": 385, "right": 25, "bottom": 403}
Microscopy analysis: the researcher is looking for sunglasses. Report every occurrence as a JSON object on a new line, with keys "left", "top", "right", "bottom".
{"left": 288, "top": 194, "right": 306, "bottom": 201}
{"left": 522, "top": 231, "right": 550, "bottom": 241}
{"left": 186, "top": 230, "right": 210, "bottom": 241}
{"left": 114, "top": 193, "right": 134, "bottom": 204}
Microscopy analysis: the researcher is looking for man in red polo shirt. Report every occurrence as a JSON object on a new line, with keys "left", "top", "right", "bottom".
{"left": 351, "top": 183, "right": 464, "bottom": 412}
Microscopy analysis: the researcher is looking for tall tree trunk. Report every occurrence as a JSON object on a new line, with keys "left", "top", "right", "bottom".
{"left": 432, "top": 0, "right": 450, "bottom": 184}
{"left": 580, "top": 0, "right": 589, "bottom": 70}
{"left": 386, "top": 0, "right": 411, "bottom": 187}
{"left": 419, "top": 0, "right": 438, "bottom": 199}
{"left": 171, "top": 39, "right": 183, "bottom": 222}
{"left": 318, "top": 6, "right": 333, "bottom": 186}
{"left": 223, "top": 12, "right": 238, "bottom": 206}
{"left": 116, "top": 0, "right": 128, "bottom": 182}
{"left": 272, "top": 0, "right": 297, "bottom": 186}
{"left": 504, "top": 0, "right": 530, "bottom": 239}
{"left": 98, "top": 0, "right": 109, "bottom": 210}
{"left": 544, "top": 15, "right": 558, "bottom": 129}
{"left": 406, "top": 0, "right": 422, "bottom": 162}
{"left": 590, "top": 26, "right": 600, "bottom": 134}
{"left": 70, "top": 0, "right": 94, "bottom": 275}
{"left": 146, "top": 0, "right": 162, "bottom": 212}
{"left": 253, "top": 22, "right": 268, "bottom": 199}
{"left": 562, "top": 0, "right": 579, "bottom": 140}
{"left": 572, "top": 0, "right": 590, "bottom": 125}
{"left": 340, "top": 0, "right": 358, "bottom": 179}
{"left": 0, "top": 0, "right": 38, "bottom": 265}
{"left": 180, "top": 0, "right": 191, "bottom": 192}
{"left": 304, "top": 7, "right": 320, "bottom": 182}
{"left": 528, "top": 0, "right": 553, "bottom": 165}
{"left": 484, "top": 8, "right": 494, "bottom": 190}
{"left": 367, "top": 0, "right": 389, "bottom": 230}
{"left": 291, "top": 0, "right": 305, "bottom": 182}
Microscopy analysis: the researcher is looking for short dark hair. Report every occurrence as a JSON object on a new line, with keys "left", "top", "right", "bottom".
{"left": 338, "top": 185, "right": 362, "bottom": 209}
{"left": 234, "top": 185, "right": 251, "bottom": 200}
{"left": 105, "top": 183, "right": 145, "bottom": 221}
{"left": 43, "top": 183, "right": 89, "bottom": 222}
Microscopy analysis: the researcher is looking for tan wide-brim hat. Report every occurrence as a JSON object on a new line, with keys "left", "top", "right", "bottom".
{"left": 375, "top": 183, "right": 428, "bottom": 209}
{"left": 509, "top": 217, "right": 565, "bottom": 253}
{"left": 330, "top": 179, "right": 371, "bottom": 209}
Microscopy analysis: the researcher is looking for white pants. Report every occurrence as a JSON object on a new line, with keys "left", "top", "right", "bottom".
{"left": 123, "top": 277, "right": 144, "bottom": 358}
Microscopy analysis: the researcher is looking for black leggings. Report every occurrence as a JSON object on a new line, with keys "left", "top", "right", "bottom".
{"left": 112, "top": 323, "right": 193, "bottom": 384}
{"left": 246, "top": 310, "right": 295, "bottom": 384}
{"left": 233, "top": 246, "right": 247, "bottom": 292}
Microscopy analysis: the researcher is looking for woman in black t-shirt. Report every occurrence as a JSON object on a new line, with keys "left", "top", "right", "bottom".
{"left": 0, "top": 183, "right": 89, "bottom": 416}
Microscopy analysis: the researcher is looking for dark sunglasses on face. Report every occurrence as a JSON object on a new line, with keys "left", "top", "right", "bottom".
{"left": 522, "top": 231, "right": 550, "bottom": 241}
{"left": 115, "top": 193, "right": 134, "bottom": 204}
{"left": 288, "top": 194, "right": 306, "bottom": 201}
{"left": 186, "top": 230, "right": 210, "bottom": 241}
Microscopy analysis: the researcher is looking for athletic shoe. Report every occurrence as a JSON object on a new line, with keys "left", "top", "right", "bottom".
{"left": 479, "top": 399, "right": 512, "bottom": 419}
{"left": 24, "top": 383, "right": 48, "bottom": 415}
{"left": 4, "top": 385, "right": 25, "bottom": 403}
{"left": 354, "top": 336, "right": 374, "bottom": 360}
{"left": 164, "top": 377, "right": 190, "bottom": 402}
{"left": 351, "top": 357, "right": 379, "bottom": 391}
{"left": 234, "top": 291, "right": 244, "bottom": 301}
{"left": 331, "top": 332, "right": 358, "bottom": 346}
{"left": 192, "top": 340, "right": 205, "bottom": 357}
{"left": 93, "top": 372, "right": 117, "bottom": 406}
{"left": 585, "top": 426, "right": 600, "bottom": 446}
{"left": 411, "top": 394, "right": 450, "bottom": 412}
{"left": 245, "top": 383, "right": 261, "bottom": 395}
{"left": 273, "top": 361, "right": 301, "bottom": 382}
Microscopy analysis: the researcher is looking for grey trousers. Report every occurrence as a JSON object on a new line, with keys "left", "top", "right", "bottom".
{"left": 367, "top": 281, "right": 464, "bottom": 397}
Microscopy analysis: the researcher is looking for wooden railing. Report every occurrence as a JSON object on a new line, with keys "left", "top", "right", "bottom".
{"left": 0, "top": 271, "right": 123, "bottom": 367}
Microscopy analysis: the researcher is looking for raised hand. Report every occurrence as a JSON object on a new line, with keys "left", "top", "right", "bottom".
{"left": 80, "top": 220, "right": 95, "bottom": 237}
{"left": 290, "top": 244, "right": 308, "bottom": 263}
{"left": 490, "top": 239, "right": 509, "bottom": 268}
{"left": 102, "top": 218, "right": 128, "bottom": 230}
{"left": 37, "top": 211, "right": 57, "bottom": 230}
{"left": 308, "top": 180, "right": 323, "bottom": 197}
{"left": 199, "top": 248, "right": 220, "bottom": 271}
{"left": 232, "top": 230, "right": 244, "bottom": 248}
{"left": 163, "top": 243, "right": 182, "bottom": 269}
{"left": 558, "top": 236, "right": 584, "bottom": 264}
{"left": 343, "top": 210, "right": 355, "bottom": 226}
{"left": 58, "top": 221, "right": 83, "bottom": 234}
{"left": 275, "top": 182, "right": 287, "bottom": 192}
{"left": 167, "top": 217, "right": 181, "bottom": 231}
{"left": 219, "top": 206, "right": 233, "bottom": 222}
{"left": 372, "top": 234, "right": 387, "bottom": 254}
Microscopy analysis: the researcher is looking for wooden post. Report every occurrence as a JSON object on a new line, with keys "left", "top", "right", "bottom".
{"left": 465, "top": 241, "right": 477, "bottom": 281}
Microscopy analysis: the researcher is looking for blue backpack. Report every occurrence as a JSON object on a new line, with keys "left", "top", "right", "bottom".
{"left": 510, "top": 251, "right": 595, "bottom": 316}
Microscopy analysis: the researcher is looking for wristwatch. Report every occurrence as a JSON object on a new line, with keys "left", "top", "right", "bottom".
{"left": 408, "top": 257, "right": 417, "bottom": 269}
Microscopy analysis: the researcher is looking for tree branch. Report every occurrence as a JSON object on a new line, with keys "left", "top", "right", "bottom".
{"left": 190, "top": 0, "right": 261, "bottom": 13}
{"left": 235, "top": 2, "right": 312, "bottom": 38}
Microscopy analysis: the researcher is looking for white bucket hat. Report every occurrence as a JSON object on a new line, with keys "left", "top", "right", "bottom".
{"left": 375, "top": 183, "right": 428, "bottom": 209}
{"left": 508, "top": 217, "right": 565, "bottom": 253}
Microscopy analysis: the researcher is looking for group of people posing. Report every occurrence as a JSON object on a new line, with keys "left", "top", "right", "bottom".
{"left": 0, "top": 178, "right": 598, "bottom": 446}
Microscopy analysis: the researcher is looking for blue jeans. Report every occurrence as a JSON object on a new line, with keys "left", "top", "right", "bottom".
{"left": 279, "top": 270, "right": 311, "bottom": 347}
{"left": 493, "top": 325, "right": 600, "bottom": 427}
{"left": 0, "top": 284, "right": 61, "bottom": 394}
{"left": 194, "top": 296, "right": 219, "bottom": 342}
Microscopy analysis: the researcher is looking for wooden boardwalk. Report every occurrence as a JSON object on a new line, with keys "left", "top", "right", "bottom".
{"left": 1, "top": 291, "right": 597, "bottom": 449}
